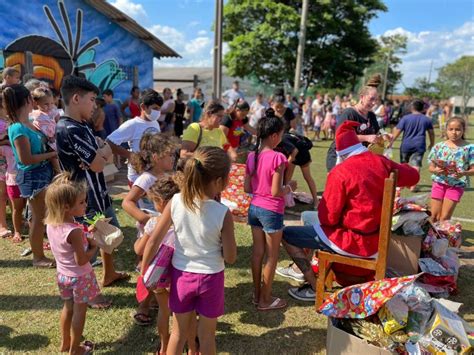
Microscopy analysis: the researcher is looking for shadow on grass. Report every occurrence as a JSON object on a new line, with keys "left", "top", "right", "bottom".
{"left": 0, "top": 258, "right": 32, "bottom": 268}
{"left": 216, "top": 324, "right": 326, "bottom": 354}
{"left": 0, "top": 325, "right": 49, "bottom": 351}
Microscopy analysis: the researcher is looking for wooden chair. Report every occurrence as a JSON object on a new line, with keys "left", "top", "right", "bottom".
{"left": 315, "top": 170, "right": 398, "bottom": 310}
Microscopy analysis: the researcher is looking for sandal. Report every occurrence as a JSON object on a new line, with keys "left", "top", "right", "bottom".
{"left": 102, "top": 272, "right": 130, "bottom": 287}
{"left": 88, "top": 295, "right": 112, "bottom": 310}
{"left": 43, "top": 242, "right": 51, "bottom": 250}
{"left": 81, "top": 340, "right": 94, "bottom": 354}
{"left": 257, "top": 297, "right": 287, "bottom": 311}
{"left": 132, "top": 312, "right": 152, "bottom": 326}
{"left": 0, "top": 229, "right": 12, "bottom": 238}
{"left": 32, "top": 258, "right": 55, "bottom": 268}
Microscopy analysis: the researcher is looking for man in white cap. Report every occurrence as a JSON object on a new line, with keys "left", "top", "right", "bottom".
{"left": 281, "top": 120, "right": 420, "bottom": 301}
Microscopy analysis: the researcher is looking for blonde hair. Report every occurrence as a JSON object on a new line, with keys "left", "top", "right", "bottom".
{"left": 130, "top": 133, "right": 177, "bottom": 174}
{"left": 32, "top": 87, "right": 53, "bottom": 102}
{"left": 44, "top": 173, "right": 88, "bottom": 225}
{"left": 359, "top": 73, "right": 382, "bottom": 96}
{"left": 181, "top": 146, "right": 230, "bottom": 212}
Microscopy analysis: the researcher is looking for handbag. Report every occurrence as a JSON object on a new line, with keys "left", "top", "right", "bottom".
{"left": 173, "top": 123, "right": 203, "bottom": 171}
{"left": 91, "top": 218, "right": 124, "bottom": 254}
{"left": 142, "top": 229, "right": 175, "bottom": 290}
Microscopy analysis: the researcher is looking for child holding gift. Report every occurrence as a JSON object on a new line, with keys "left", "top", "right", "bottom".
{"left": 428, "top": 117, "right": 474, "bottom": 222}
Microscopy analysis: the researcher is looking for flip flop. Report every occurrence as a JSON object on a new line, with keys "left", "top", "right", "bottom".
{"left": 43, "top": 242, "right": 51, "bottom": 250}
{"left": 32, "top": 258, "right": 55, "bottom": 268}
{"left": 81, "top": 340, "right": 95, "bottom": 354}
{"left": 88, "top": 299, "right": 112, "bottom": 310}
{"left": 257, "top": 297, "right": 287, "bottom": 311}
{"left": 132, "top": 312, "right": 152, "bottom": 326}
{"left": 102, "top": 272, "right": 130, "bottom": 287}
{"left": 0, "top": 230, "right": 12, "bottom": 238}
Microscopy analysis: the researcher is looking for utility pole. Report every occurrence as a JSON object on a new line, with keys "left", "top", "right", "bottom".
{"left": 212, "top": 0, "right": 223, "bottom": 100}
{"left": 427, "top": 59, "right": 434, "bottom": 84}
{"left": 293, "top": 0, "right": 309, "bottom": 94}
{"left": 382, "top": 52, "right": 390, "bottom": 99}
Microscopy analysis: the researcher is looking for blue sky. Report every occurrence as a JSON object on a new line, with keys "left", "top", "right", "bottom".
{"left": 109, "top": 0, "right": 474, "bottom": 88}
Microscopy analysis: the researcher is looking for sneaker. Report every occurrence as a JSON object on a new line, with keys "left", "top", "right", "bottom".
{"left": 288, "top": 283, "right": 315, "bottom": 302}
{"left": 276, "top": 264, "right": 305, "bottom": 282}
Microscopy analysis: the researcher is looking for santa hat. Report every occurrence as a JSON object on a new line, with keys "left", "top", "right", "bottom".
{"left": 335, "top": 121, "right": 365, "bottom": 156}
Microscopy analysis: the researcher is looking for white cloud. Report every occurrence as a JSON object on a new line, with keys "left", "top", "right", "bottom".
{"left": 149, "top": 24, "right": 215, "bottom": 68}
{"left": 109, "top": 0, "right": 147, "bottom": 20}
{"left": 382, "top": 21, "right": 474, "bottom": 90}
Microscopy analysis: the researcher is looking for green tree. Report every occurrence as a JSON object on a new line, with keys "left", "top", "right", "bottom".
{"left": 357, "top": 34, "right": 407, "bottom": 97}
{"left": 404, "top": 77, "right": 440, "bottom": 99}
{"left": 435, "top": 56, "right": 474, "bottom": 116}
{"left": 222, "top": 0, "right": 386, "bottom": 90}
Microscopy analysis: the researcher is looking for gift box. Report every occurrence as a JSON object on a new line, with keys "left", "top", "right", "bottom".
{"left": 387, "top": 234, "right": 422, "bottom": 276}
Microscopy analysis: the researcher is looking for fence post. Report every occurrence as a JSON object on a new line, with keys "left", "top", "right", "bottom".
{"left": 25, "top": 51, "right": 33, "bottom": 76}
{"left": 193, "top": 75, "right": 198, "bottom": 88}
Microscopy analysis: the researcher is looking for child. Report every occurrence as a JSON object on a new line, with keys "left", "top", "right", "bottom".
{"left": 135, "top": 175, "right": 196, "bottom": 354}
{"left": 1, "top": 67, "right": 20, "bottom": 87}
{"left": 142, "top": 146, "right": 237, "bottom": 355}
{"left": 321, "top": 104, "right": 333, "bottom": 140}
{"left": 122, "top": 133, "right": 175, "bottom": 326}
{"left": 107, "top": 89, "right": 163, "bottom": 185}
{"left": 244, "top": 109, "right": 297, "bottom": 311}
{"left": 428, "top": 117, "right": 474, "bottom": 222}
{"left": 45, "top": 173, "right": 101, "bottom": 355}
{"left": 312, "top": 102, "right": 323, "bottom": 141}
{"left": 56, "top": 75, "right": 127, "bottom": 294}
{"left": 302, "top": 96, "right": 312, "bottom": 136}
{"left": 31, "top": 87, "right": 58, "bottom": 150}
{"left": 0, "top": 94, "right": 25, "bottom": 242}
{"left": 3, "top": 84, "right": 56, "bottom": 267}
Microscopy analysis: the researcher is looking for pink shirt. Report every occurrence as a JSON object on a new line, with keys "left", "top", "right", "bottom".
{"left": 246, "top": 150, "right": 288, "bottom": 214}
{"left": 47, "top": 223, "right": 92, "bottom": 277}
{"left": 31, "top": 110, "right": 57, "bottom": 139}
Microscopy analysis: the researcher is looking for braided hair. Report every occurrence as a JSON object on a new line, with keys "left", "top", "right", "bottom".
{"left": 252, "top": 108, "right": 284, "bottom": 176}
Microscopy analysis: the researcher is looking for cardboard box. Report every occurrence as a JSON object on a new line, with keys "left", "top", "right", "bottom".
{"left": 326, "top": 318, "right": 396, "bottom": 355}
{"left": 387, "top": 234, "right": 422, "bottom": 276}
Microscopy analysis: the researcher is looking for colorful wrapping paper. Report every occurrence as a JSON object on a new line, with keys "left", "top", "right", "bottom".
{"left": 221, "top": 163, "right": 252, "bottom": 219}
{"left": 318, "top": 274, "right": 420, "bottom": 318}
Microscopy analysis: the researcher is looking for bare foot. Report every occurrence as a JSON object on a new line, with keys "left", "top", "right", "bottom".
{"left": 59, "top": 343, "right": 70, "bottom": 352}
{"left": 102, "top": 272, "right": 130, "bottom": 287}
{"left": 11, "top": 232, "right": 23, "bottom": 243}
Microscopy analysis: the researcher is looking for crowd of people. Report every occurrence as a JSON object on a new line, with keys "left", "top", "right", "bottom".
{"left": 0, "top": 67, "right": 473, "bottom": 354}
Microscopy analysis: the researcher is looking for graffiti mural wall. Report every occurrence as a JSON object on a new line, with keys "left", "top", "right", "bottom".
{"left": 0, "top": 0, "right": 153, "bottom": 101}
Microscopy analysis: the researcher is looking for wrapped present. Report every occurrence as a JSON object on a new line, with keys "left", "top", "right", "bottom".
{"left": 423, "top": 221, "right": 462, "bottom": 252}
{"left": 142, "top": 229, "right": 175, "bottom": 290}
{"left": 221, "top": 163, "right": 251, "bottom": 219}
{"left": 318, "top": 274, "right": 420, "bottom": 318}
{"left": 393, "top": 190, "right": 429, "bottom": 215}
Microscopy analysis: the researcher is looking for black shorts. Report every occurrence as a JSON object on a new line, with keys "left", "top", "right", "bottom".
{"left": 400, "top": 151, "right": 424, "bottom": 168}
{"left": 275, "top": 134, "right": 312, "bottom": 167}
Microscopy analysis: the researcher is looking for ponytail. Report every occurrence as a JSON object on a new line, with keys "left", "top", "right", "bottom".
{"left": 2, "top": 84, "right": 31, "bottom": 123}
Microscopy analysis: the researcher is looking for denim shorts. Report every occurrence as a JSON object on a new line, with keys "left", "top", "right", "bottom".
{"left": 16, "top": 163, "right": 53, "bottom": 199}
{"left": 282, "top": 224, "right": 332, "bottom": 251}
{"left": 248, "top": 204, "right": 284, "bottom": 234}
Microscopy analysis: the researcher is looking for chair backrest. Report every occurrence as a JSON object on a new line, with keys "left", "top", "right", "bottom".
{"left": 375, "top": 170, "right": 398, "bottom": 274}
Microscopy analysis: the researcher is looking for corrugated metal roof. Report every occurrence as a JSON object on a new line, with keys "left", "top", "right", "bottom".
{"left": 84, "top": 0, "right": 180, "bottom": 58}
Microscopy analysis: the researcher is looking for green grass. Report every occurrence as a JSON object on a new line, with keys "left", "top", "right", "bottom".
{"left": 0, "top": 135, "right": 473, "bottom": 354}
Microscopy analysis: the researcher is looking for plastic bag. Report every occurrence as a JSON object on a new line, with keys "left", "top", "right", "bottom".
{"left": 284, "top": 192, "right": 295, "bottom": 207}
{"left": 391, "top": 211, "right": 429, "bottom": 233}
{"left": 418, "top": 300, "right": 472, "bottom": 354}
{"left": 142, "top": 229, "right": 175, "bottom": 291}
{"left": 378, "top": 294, "right": 408, "bottom": 334}
{"left": 431, "top": 238, "right": 449, "bottom": 258}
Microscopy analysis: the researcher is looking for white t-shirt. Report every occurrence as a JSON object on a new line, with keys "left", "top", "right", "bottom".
{"left": 133, "top": 171, "right": 157, "bottom": 211}
{"left": 249, "top": 100, "right": 267, "bottom": 128}
{"left": 106, "top": 117, "right": 161, "bottom": 182}
{"left": 171, "top": 193, "right": 228, "bottom": 274}
{"left": 222, "top": 89, "right": 244, "bottom": 106}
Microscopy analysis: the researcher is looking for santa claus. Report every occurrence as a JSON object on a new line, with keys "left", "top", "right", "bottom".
{"left": 281, "top": 120, "right": 420, "bottom": 302}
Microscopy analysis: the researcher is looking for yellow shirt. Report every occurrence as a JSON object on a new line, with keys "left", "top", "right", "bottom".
{"left": 182, "top": 123, "right": 227, "bottom": 148}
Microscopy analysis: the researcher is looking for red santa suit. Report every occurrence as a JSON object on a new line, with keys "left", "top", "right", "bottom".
{"left": 315, "top": 121, "right": 420, "bottom": 258}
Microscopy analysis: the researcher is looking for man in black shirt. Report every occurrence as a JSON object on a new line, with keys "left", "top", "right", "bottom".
{"left": 56, "top": 76, "right": 129, "bottom": 293}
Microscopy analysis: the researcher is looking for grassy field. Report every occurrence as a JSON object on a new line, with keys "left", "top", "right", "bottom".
{"left": 0, "top": 137, "right": 473, "bottom": 354}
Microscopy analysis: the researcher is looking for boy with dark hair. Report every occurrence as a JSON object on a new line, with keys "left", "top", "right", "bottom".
{"left": 103, "top": 89, "right": 121, "bottom": 136}
{"left": 390, "top": 98, "right": 435, "bottom": 191}
{"left": 56, "top": 75, "right": 129, "bottom": 301}
{"left": 106, "top": 88, "right": 163, "bottom": 184}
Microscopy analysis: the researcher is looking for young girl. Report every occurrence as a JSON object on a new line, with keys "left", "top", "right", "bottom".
{"left": 122, "top": 133, "right": 175, "bottom": 326}
{"left": 31, "top": 87, "right": 57, "bottom": 151}
{"left": 0, "top": 94, "right": 25, "bottom": 242}
{"left": 45, "top": 173, "right": 101, "bottom": 355}
{"left": 244, "top": 109, "right": 297, "bottom": 311}
{"left": 321, "top": 104, "right": 333, "bottom": 140}
{"left": 302, "top": 96, "right": 312, "bottom": 136}
{"left": 142, "top": 146, "right": 237, "bottom": 355}
{"left": 3, "top": 84, "right": 56, "bottom": 267}
{"left": 135, "top": 175, "right": 197, "bottom": 355}
{"left": 428, "top": 117, "right": 474, "bottom": 222}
